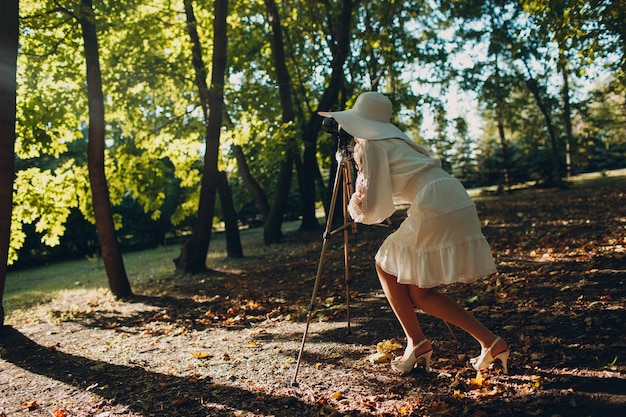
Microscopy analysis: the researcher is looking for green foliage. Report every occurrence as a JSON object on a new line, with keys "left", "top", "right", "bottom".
{"left": 8, "top": 0, "right": 625, "bottom": 266}
{"left": 10, "top": 162, "right": 81, "bottom": 264}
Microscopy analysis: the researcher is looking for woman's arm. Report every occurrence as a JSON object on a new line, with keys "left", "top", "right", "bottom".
{"left": 348, "top": 139, "right": 396, "bottom": 224}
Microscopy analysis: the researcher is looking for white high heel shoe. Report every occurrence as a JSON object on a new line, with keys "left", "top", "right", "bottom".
{"left": 470, "top": 337, "right": 509, "bottom": 374}
{"left": 391, "top": 339, "right": 432, "bottom": 373}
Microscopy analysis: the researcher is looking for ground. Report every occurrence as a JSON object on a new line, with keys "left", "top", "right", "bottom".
{"left": 1, "top": 175, "right": 626, "bottom": 417}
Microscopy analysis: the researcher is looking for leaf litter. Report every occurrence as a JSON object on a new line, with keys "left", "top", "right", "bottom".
{"left": 1, "top": 176, "right": 626, "bottom": 416}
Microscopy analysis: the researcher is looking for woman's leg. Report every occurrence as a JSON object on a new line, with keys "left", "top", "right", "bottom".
{"left": 376, "top": 264, "right": 432, "bottom": 360}
{"left": 406, "top": 285, "right": 507, "bottom": 355}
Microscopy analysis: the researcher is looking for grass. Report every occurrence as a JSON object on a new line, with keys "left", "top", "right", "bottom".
{"left": 4, "top": 245, "right": 177, "bottom": 314}
{"left": 3, "top": 218, "right": 305, "bottom": 317}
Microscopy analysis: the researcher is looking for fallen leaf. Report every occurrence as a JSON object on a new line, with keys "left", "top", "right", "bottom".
{"left": 368, "top": 351, "right": 392, "bottom": 364}
{"left": 22, "top": 400, "right": 39, "bottom": 410}
{"left": 530, "top": 375, "right": 541, "bottom": 388}
{"left": 470, "top": 371, "right": 485, "bottom": 387}
{"left": 453, "top": 389, "right": 466, "bottom": 399}
{"left": 53, "top": 408, "right": 68, "bottom": 417}
{"left": 399, "top": 404, "right": 413, "bottom": 415}
{"left": 172, "top": 396, "right": 192, "bottom": 407}
{"left": 192, "top": 351, "right": 211, "bottom": 359}
{"left": 376, "top": 339, "right": 402, "bottom": 354}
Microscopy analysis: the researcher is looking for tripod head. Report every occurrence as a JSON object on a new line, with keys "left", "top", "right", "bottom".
{"left": 322, "top": 117, "right": 354, "bottom": 152}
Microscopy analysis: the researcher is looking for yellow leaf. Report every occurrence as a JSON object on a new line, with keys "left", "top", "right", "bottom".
{"left": 530, "top": 375, "right": 541, "bottom": 388}
{"left": 368, "top": 352, "right": 393, "bottom": 364}
{"left": 471, "top": 370, "right": 485, "bottom": 386}
{"left": 192, "top": 351, "right": 211, "bottom": 359}
{"left": 331, "top": 391, "right": 343, "bottom": 400}
{"left": 453, "top": 389, "right": 466, "bottom": 399}
{"left": 376, "top": 339, "right": 403, "bottom": 354}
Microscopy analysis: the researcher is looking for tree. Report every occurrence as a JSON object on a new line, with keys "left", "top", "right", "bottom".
{"left": 299, "top": 0, "right": 354, "bottom": 229}
{"left": 79, "top": 0, "right": 132, "bottom": 297}
{"left": 450, "top": 116, "right": 478, "bottom": 186}
{"left": 261, "top": 0, "right": 297, "bottom": 244}
{"left": 175, "top": 0, "right": 230, "bottom": 273}
{"left": 216, "top": 170, "right": 243, "bottom": 258}
{"left": 232, "top": 144, "right": 270, "bottom": 221}
{"left": 0, "top": 0, "right": 19, "bottom": 329}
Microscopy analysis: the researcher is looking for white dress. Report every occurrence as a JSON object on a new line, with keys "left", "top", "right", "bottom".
{"left": 347, "top": 138, "right": 496, "bottom": 288}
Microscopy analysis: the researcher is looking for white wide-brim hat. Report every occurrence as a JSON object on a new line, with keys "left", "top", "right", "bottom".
{"left": 318, "top": 91, "right": 410, "bottom": 141}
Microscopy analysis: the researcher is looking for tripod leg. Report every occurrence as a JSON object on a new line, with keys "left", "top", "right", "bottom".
{"left": 292, "top": 158, "right": 344, "bottom": 386}
{"left": 341, "top": 160, "right": 355, "bottom": 334}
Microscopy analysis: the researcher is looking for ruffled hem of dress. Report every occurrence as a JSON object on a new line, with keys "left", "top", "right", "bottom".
{"left": 374, "top": 235, "right": 497, "bottom": 288}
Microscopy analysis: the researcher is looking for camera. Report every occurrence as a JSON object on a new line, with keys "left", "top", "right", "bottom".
{"left": 322, "top": 117, "right": 354, "bottom": 150}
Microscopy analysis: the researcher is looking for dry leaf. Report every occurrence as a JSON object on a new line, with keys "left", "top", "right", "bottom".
{"left": 530, "top": 375, "right": 541, "bottom": 388}
{"left": 172, "top": 396, "right": 192, "bottom": 407}
{"left": 53, "top": 408, "right": 68, "bottom": 417}
{"left": 22, "top": 400, "right": 39, "bottom": 410}
{"left": 368, "top": 351, "right": 392, "bottom": 364}
{"left": 471, "top": 371, "right": 485, "bottom": 386}
{"left": 192, "top": 351, "right": 211, "bottom": 359}
{"left": 376, "top": 339, "right": 402, "bottom": 354}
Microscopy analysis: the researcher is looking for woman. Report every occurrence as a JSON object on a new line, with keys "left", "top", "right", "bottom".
{"left": 319, "top": 92, "right": 509, "bottom": 374}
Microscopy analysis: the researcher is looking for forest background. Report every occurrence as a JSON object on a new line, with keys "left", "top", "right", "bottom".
{"left": 0, "top": 0, "right": 625, "bottom": 325}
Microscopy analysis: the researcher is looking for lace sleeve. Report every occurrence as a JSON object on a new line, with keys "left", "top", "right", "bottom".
{"left": 348, "top": 140, "right": 395, "bottom": 224}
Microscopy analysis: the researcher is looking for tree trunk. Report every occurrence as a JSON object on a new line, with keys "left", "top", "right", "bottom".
{"left": 562, "top": 68, "right": 576, "bottom": 177}
{"left": 0, "top": 0, "right": 19, "bottom": 329}
{"left": 79, "top": 0, "right": 132, "bottom": 298}
{"left": 263, "top": 153, "right": 293, "bottom": 244}
{"left": 493, "top": 59, "right": 511, "bottom": 187}
{"left": 262, "top": 0, "right": 296, "bottom": 244}
{"left": 525, "top": 77, "right": 563, "bottom": 185}
{"left": 175, "top": 0, "right": 229, "bottom": 273}
{"left": 497, "top": 119, "right": 511, "bottom": 186}
{"left": 299, "top": 0, "right": 354, "bottom": 231}
{"left": 217, "top": 171, "right": 243, "bottom": 258}
{"left": 232, "top": 144, "right": 270, "bottom": 219}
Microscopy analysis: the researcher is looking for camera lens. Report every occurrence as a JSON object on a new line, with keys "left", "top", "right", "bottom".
{"left": 322, "top": 117, "right": 340, "bottom": 135}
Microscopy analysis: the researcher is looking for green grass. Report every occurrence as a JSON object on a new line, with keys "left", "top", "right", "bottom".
{"left": 4, "top": 245, "right": 176, "bottom": 313}
{"left": 3, "top": 219, "right": 304, "bottom": 316}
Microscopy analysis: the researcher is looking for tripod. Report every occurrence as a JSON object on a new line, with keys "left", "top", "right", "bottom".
{"left": 292, "top": 135, "right": 357, "bottom": 386}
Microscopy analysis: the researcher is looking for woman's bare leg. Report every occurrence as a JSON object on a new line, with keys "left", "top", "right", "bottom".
{"left": 376, "top": 264, "right": 507, "bottom": 357}
{"left": 407, "top": 285, "right": 507, "bottom": 355}
{"left": 376, "top": 264, "right": 432, "bottom": 360}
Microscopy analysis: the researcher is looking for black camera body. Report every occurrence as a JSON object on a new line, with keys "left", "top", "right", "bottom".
{"left": 322, "top": 117, "right": 354, "bottom": 150}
